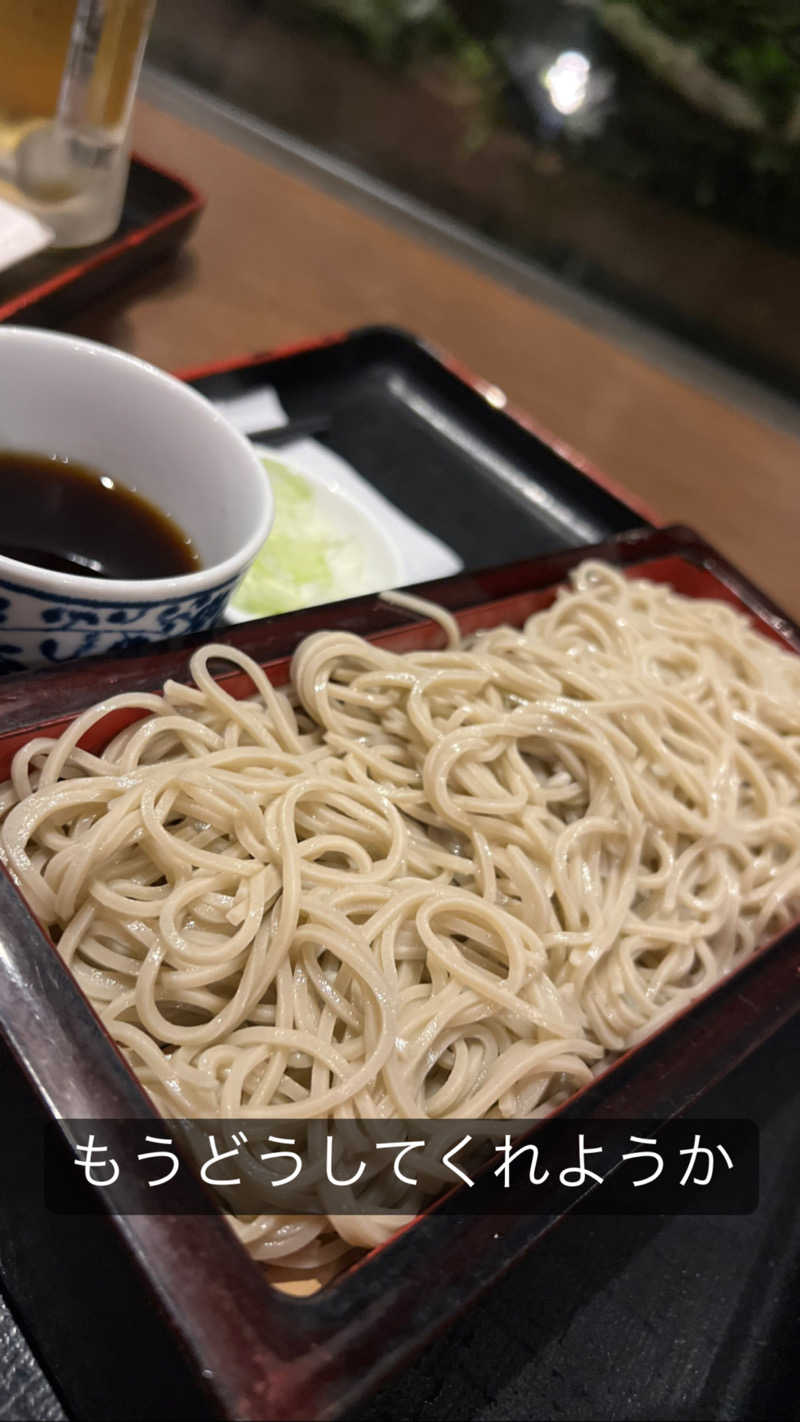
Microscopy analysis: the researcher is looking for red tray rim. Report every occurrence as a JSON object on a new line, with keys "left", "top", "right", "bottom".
{"left": 0, "top": 151, "right": 205, "bottom": 325}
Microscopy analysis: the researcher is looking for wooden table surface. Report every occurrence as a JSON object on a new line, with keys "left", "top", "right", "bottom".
{"left": 65, "top": 98, "right": 800, "bottom": 617}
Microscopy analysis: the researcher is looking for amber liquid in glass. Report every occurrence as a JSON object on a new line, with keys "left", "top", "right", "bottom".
{"left": 0, "top": 0, "right": 154, "bottom": 245}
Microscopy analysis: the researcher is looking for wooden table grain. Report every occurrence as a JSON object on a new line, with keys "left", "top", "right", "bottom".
{"left": 64, "top": 98, "right": 800, "bottom": 617}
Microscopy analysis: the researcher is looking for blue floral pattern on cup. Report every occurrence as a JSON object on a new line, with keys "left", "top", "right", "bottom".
{"left": 0, "top": 576, "right": 237, "bottom": 674}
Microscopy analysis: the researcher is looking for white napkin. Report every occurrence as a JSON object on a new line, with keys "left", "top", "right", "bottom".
{"left": 0, "top": 196, "right": 53, "bottom": 274}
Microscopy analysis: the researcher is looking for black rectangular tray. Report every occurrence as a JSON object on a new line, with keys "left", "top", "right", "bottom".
{"left": 0, "top": 154, "right": 203, "bottom": 328}
{"left": 182, "top": 324, "right": 655, "bottom": 569}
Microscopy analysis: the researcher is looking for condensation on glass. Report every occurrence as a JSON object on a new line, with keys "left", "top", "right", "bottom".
{"left": 0, "top": 0, "right": 154, "bottom": 247}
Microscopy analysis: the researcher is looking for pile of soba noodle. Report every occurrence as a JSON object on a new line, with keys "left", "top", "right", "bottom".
{"left": 2, "top": 561, "right": 800, "bottom": 1275}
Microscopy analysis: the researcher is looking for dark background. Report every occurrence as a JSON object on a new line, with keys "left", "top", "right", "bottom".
{"left": 146, "top": 0, "right": 800, "bottom": 398}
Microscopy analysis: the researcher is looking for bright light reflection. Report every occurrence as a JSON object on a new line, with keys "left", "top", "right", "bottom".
{"left": 542, "top": 50, "right": 590, "bottom": 116}
{"left": 484, "top": 384, "right": 507, "bottom": 409}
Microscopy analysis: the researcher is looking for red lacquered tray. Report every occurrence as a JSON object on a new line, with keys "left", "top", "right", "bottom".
{"left": 0, "top": 154, "right": 203, "bottom": 327}
{"left": 0, "top": 525, "right": 798, "bottom": 1421}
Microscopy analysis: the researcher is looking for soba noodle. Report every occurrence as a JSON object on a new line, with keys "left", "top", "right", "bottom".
{"left": 2, "top": 561, "right": 800, "bottom": 1271}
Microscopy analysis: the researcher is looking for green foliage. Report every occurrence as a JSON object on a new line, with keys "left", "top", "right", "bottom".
{"left": 306, "top": 0, "right": 504, "bottom": 149}
{"left": 307, "top": 0, "right": 466, "bottom": 67}
{"left": 635, "top": 0, "right": 800, "bottom": 125}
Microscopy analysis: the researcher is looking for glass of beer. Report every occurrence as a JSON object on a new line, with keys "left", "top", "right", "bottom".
{"left": 0, "top": 1, "right": 155, "bottom": 247}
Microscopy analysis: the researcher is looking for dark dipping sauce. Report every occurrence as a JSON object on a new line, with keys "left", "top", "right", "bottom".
{"left": 0, "top": 451, "right": 201, "bottom": 579}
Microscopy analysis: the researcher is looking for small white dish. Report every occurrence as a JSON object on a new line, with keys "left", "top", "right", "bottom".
{"left": 0, "top": 327, "right": 273, "bottom": 671}
{"left": 225, "top": 451, "right": 405, "bottom": 623}
{"left": 217, "top": 387, "right": 462, "bottom": 625}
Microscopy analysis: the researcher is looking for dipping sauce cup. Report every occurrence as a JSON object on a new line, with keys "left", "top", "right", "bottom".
{"left": 0, "top": 326, "right": 274, "bottom": 671}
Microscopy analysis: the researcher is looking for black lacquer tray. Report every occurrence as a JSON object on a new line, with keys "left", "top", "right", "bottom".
{"left": 1, "top": 525, "right": 799, "bottom": 1421}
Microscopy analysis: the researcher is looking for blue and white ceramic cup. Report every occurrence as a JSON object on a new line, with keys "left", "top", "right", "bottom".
{"left": 0, "top": 328, "right": 274, "bottom": 672}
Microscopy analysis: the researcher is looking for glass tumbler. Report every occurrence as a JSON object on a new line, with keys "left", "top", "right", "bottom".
{"left": 0, "top": 0, "right": 155, "bottom": 248}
